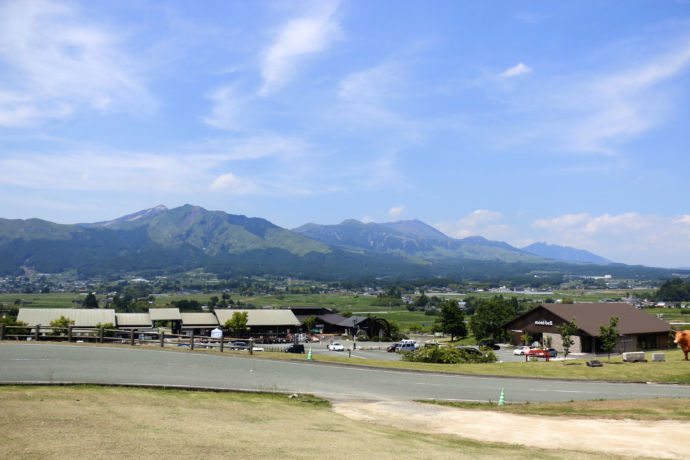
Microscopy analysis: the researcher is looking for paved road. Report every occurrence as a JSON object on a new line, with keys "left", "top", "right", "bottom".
{"left": 2, "top": 343, "right": 689, "bottom": 403}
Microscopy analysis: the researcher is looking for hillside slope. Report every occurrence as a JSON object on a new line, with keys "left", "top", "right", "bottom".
{"left": 293, "top": 219, "right": 545, "bottom": 263}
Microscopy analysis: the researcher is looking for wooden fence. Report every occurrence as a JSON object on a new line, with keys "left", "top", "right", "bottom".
{"left": 0, "top": 324, "right": 259, "bottom": 354}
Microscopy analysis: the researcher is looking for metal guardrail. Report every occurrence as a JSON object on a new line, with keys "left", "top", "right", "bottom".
{"left": 0, "top": 324, "right": 258, "bottom": 354}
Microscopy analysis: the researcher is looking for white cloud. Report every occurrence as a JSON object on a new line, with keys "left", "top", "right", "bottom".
{"left": 0, "top": 133, "right": 327, "bottom": 198}
{"left": 210, "top": 173, "right": 257, "bottom": 194}
{"left": 337, "top": 61, "right": 424, "bottom": 138}
{"left": 533, "top": 212, "right": 652, "bottom": 235}
{"left": 260, "top": 1, "right": 341, "bottom": 95}
{"left": 436, "top": 210, "right": 511, "bottom": 240}
{"left": 500, "top": 62, "right": 532, "bottom": 78}
{"left": 531, "top": 212, "right": 690, "bottom": 267}
{"left": 202, "top": 86, "right": 247, "bottom": 131}
{"left": 0, "top": 0, "right": 153, "bottom": 126}
{"left": 675, "top": 215, "right": 690, "bottom": 225}
{"left": 388, "top": 205, "right": 406, "bottom": 218}
{"left": 361, "top": 215, "right": 374, "bottom": 223}
{"left": 460, "top": 209, "right": 503, "bottom": 227}
{"left": 544, "top": 37, "right": 690, "bottom": 154}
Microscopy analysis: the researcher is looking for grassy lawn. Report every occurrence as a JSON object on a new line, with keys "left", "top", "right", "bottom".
{"left": 424, "top": 397, "right": 690, "bottom": 421}
{"left": 244, "top": 348, "right": 690, "bottom": 383}
{"left": 0, "top": 385, "right": 602, "bottom": 460}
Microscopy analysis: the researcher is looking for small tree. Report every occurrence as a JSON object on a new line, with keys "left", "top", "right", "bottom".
{"left": 414, "top": 293, "right": 429, "bottom": 308}
{"left": 303, "top": 315, "right": 317, "bottom": 334}
{"left": 439, "top": 300, "right": 467, "bottom": 342}
{"left": 556, "top": 317, "right": 578, "bottom": 360}
{"left": 598, "top": 316, "right": 620, "bottom": 360}
{"left": 49, "top": 315, "right": 75, "bottom": 336}
{"left": 83, "top": 293, "right": 99, "bottom": 309}
{"left": 224, "top": 311, "right": 248, "bottom": 337}
{"left": 0, "top": 316, "right": 28, "bottom": 335}
{"left": 95, "top": 322, "right": 116, "bottom": 337}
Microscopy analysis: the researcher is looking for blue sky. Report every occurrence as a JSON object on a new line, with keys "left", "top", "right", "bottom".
{"left": 1, "top": 0, "right": 690, "bottom": 268}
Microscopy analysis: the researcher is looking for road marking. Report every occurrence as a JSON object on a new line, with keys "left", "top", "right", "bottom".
{"left": 8, "top": 358, "right": 52, "bottom": 361}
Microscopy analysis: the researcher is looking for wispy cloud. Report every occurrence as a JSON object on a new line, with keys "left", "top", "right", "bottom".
{"left": 497, "top": 34, "right": 690, "bottom": 155}
{"left": 210, "top": 173, "right": 257, "bottom": 194}
{"left": 260, "top": 1, "right": 341, "bottom": 95}
{"left": 388, "top": 205, "right": 406, "bottom": 218}
{"left": 500, "top": 62, "right": 532, "bottom": 78}
{"left": 566, "top": 38, "right": 690, "bottom": 153}
{"left": 337, "top": 60, "right": 422, "bottom": 135}
{"left": 202, "top": 86, "right": 248, "bottom": 131}
{"left": 436, "top": 210, "right": 512, "bottom": 240}
{"left": 0, "top": 0, "right": 153, "bottom": 126}
{"left": 0, "top": 131, "right": 328, "bottom": 198}
{"left": 532, "top": 212, "right": 690, "bottom": 266}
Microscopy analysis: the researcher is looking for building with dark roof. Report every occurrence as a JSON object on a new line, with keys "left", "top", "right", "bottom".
{"left": 502, "top": 303, "right": 672, "bottom": 353}
{"left": 283, "top": 306, "right": 349, "bottom": 333}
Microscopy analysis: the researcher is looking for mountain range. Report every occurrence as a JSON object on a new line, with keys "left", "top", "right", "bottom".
{"left": 0, "top": 204, "right": 679, "bottom": 281}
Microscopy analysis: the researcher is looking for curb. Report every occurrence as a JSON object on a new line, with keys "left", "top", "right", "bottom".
{"left": 0, "top": 381, "right": 313, "bottom": 398}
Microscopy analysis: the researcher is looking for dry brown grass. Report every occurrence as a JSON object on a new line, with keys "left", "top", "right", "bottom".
{"left": 0, "top": 385, "right": 609, "bottom": 460}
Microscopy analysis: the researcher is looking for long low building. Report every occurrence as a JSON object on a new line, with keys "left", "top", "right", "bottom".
{"left": 16, "top": 307, "right": 302, "bottom": 338}
{"left": 214, "top": 309, "right": 301, "bottom": 335}
{"left": 17, "top": 308, "right": 116, "bottom": 328}
{"left": 502, "top": 302, "right": 672, "bottom": 353}
{"left": 115, "top": 313, "right": 153, "bottom": 330}
{"left": 180, "top": 312, "right": 218, "bottom": 335}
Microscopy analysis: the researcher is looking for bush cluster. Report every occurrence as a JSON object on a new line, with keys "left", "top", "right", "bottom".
{"left": 401, "top": 345, "right": 497, "bottom": 364}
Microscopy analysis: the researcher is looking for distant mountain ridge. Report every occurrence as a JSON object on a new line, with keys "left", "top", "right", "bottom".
{"left": 521, "top": 242, "right": 611, "bottom": 264}
{"left": 0, "top": 205, "right": 666, "bottom": 281}
{"left": 80, "top": 205, "right": 168, "bottom": 228}
{"left": 83, "top": 204, "right": 330, "bottom": 257}
{"left": 293, "top": 219, "right": 545, "bottom": 263}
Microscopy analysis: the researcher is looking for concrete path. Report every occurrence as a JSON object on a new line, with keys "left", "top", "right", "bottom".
{"left": 333, "top": 400, "right": 690, "bottom": 459}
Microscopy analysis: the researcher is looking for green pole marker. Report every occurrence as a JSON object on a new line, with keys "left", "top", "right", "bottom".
{"left": 307, "top": 346, "right": 312, "bottom": 360}
{"left": 498, "top": 388, "right": 505, "bottom": 406}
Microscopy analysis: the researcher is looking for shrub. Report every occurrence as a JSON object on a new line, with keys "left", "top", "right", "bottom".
{"left": 401, "top": 345, "right": 497, "bottom": 364}
{"left": 49, "top": 316, "right": 75, "bottom": 336}
{"left": 0, "top": 317, "right": 29, "bottom": 335}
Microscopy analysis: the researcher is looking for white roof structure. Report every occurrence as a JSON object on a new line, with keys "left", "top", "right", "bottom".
{"left": 214, "top": 309, "right": 300, "bottom": 327}
{"left": 115, "top": 313, "right": 152, "bottom": 328}
{"left": 17, "top": 308, "right": 116, "bottom": 327}
{"left": 180, "top": 312, "right": 219, "bottom": 327}
{"left": 148, "top": 308, "right": 182, "bottom": 321}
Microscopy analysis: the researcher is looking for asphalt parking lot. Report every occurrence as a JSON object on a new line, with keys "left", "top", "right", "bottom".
{"left": 265, "top": 340, "right": 535, "bottom": 362}
{"left": 263, "top": 340, "right": 404, "bottom": 361}
{"left": 260, "top": 340, "right": 594, "bottom": 364}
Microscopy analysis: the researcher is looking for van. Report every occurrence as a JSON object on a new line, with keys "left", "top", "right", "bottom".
{"left": 397, "top": 340, "right": 418, "bottom": 352}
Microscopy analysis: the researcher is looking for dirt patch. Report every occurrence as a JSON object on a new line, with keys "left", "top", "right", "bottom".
{"left": 332, "top": 400, "right": 690, "bottom": 459}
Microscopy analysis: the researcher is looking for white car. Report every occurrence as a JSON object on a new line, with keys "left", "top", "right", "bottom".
{"left": 513, "top": 346, "right": 531, "bottom": 355}
{"left": 328, "top": 342, "right": 344, "bottom": 351}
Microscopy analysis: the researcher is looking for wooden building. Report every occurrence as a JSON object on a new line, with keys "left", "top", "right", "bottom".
{"left": 501, "top": 303, "right": 672, "bottom": 353}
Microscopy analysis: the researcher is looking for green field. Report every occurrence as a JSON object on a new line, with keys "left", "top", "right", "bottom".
{"left": 3, "top": 290, "right": 684, "bottom": 332}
